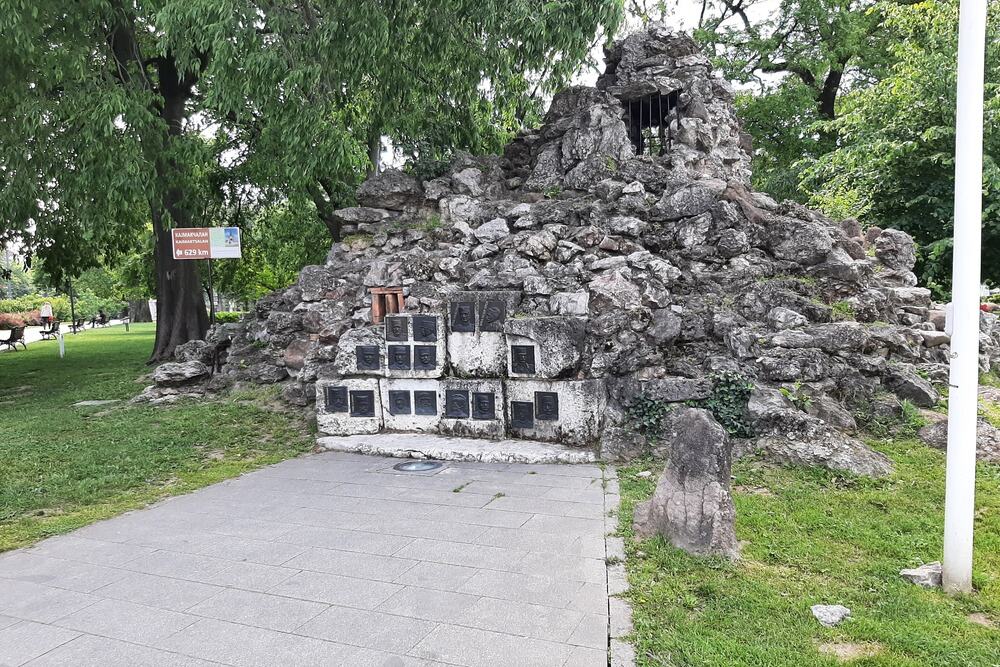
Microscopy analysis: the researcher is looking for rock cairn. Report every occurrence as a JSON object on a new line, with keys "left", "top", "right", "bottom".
{"left": 139, "top": 25, "right": 1000, "bottom": 481}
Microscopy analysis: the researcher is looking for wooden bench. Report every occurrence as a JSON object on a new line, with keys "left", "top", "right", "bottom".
{"left": 40, "top": 320, "right": 60, "bottom": 340}
{"left": 0, "top": 326, "right": 27, "bottom": 351}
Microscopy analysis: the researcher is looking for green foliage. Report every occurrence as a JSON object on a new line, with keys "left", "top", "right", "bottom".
{"left": 695, "top": 0, "right": 898, "bottom": 202}
{"left": 830, "top": 299, "right": 856, "bottom": 321}
{"left": 625, "top": 394, "right": 672, "bottom": 446}
{"left": 694, "top": 371, "right": 755, "bottom": 438}
{"left": 0, "top": 0, "right": 624, "bottom": 289}
{"left": 854, "top": 395, "right": 927, "bottom": 439}
{"left": 403, "top": 141, "right": 453, "bottom": 182}
{"left": 801, "top": 0, "right": 1000, "bottom": 292}
{"left": 780, "top": 382, "right": 813, "bottom": 412}
{"left": 213, "top": 311, "right": 245, "bottom": 324}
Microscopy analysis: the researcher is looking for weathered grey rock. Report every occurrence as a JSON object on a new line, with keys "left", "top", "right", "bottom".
{"left": 811, "top": 604, "right": 851, "bottom": 627}
{"left": 332, "top": 206, "right": 392, "bottom": 225}
{"left": 717, "top": 228, "right": 750, "bottom": 258}
{"left": 550, "top": 291, "right": 590, "bottom": 315}
{"left": 356, "top": 169, "right": 424, "bottom": 210}
{"left": 767, "top": 307, "right": 808, "bottom": 330}
{"left": 885, "top": 366, "right": 939, "bottom": 407}
{"left": 298, "top": 265, "right": 336, "bottom": 302}
{"left": 633, "top": 408, "right": 738, "bottom": 559}
{"left": 652, "top": 183, "right": 720, "bottom": 221}
{"left": 875, "top": 229, "right": 917, "bottom": 271}
{"left": 174, "top": 339, "right": 215, "bottom": 365}
{"left": 918, "top": 418, "right": 1000, "bottom": 463}
{"left": 474, "top": 217, "right": 510, "bottom": 243}
{"left": 152, "top": 361, "right": 210, "bottom": 386}
{"left": 899, "top": 562, "right": 942, "bottom": 589}
{"left": 589, "top": 270, "right": 641, "bottom": 312}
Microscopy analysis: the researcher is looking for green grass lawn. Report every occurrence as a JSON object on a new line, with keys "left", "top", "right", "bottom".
{"left": 617, "top": 439, "right": 1000, "bottom": 666}
{"left": 0, "top": 323, "right": 313, "bottom": 551}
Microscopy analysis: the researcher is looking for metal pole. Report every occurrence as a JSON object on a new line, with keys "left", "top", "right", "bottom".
{"left": 68, "top": 280, "right": 77, "bottom": 334}
{"left": 207, "top": 258, "right": 216, "bottom": 326}
{"left": 943, "top": 0, "right": 987, "bottom": 595}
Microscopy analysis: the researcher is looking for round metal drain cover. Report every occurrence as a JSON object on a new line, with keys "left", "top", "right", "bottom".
{"left": 393, "top": 460, "right": 443, "bottom": 472}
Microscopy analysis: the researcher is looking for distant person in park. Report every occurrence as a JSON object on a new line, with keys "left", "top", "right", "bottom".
{"left": 40, "top": 301, "right": 53, "bottom": 326}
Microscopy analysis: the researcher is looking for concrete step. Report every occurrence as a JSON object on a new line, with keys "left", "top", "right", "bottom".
{"left": 315, "top": 433, "right": 597, "bottom": 464}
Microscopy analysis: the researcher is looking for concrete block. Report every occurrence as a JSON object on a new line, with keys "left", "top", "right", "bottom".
{"left": 437, "top": 378, "right": 506, "bottom": 439}
{"left": 446, "top": 290, "right": 522, "bottom": 377}
{"left": 331, "top": 327, "right": 385, "bottom": 377}
{"left": 383, "top": 313, "right": 447, "bottom": 379}
{"left": 316, "top": 378, "right": 383, "bottom": 435}
{"left": 506, "top": 379, "right": 606, "bottom": 445}
{"left": 380, "top": 378, "right": 441, "bottom": 432}
{"left": 505, "top": 316, "right": 585, "bottom": 379}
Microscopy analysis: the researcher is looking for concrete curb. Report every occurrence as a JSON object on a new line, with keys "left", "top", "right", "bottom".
{"left": 316, "top": 433, "right": 597, "bottom": 464}
{"left": 604, "top": 467, "right": 636, "bottom": 667}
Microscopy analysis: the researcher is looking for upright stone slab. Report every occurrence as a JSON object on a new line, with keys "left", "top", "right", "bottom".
{"left": 316, "top": 378, "right": 383, "bottom": 435}
{"left": 633, "top": 407, "right": 738, "bottom": 559}
{"left": 332, "top": 328, "right": 385, "bottom": 377}
{"left": 437, "top": 378, "right": 506, "bottom": 439}
{"left": 505, "top": 379, "right": 606, "bottom": 445}
{"left": 446, "top": 291, "right": 523, "bottom": 377}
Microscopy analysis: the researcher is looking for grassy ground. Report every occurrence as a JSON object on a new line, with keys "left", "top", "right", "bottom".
{"left": 0, "top": 323, "right": 313, "bottom": 552}
{"left": 617, "top": 433, "right": 1000, "bottom": 666}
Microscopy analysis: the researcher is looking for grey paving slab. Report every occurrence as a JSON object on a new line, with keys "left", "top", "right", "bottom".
{"left": 25, "top": 634, "right": 217, "bottom": 666}
{"left": 295, "top": 606, "right": 437, "bottom": 654}
{"left": 188, "top": 588, "right": 329, "bottom": 632}
{"left": 267, "top": 570, "right": 402, "bottom": 609}
{"left": 53, "top": 598, "right": 197, "bottom": 645}
{"left": 410, "top": 624, "right": 573, "bottom": 667}
{"left": 0, "top": 451, "right": 615, "bottom": 666}
{"left": 93, "top": 572, "right": 225, "bottom": 612}
{"left": 0, "top": 621, "right": 79, "bottom": 667}
{"left": 156, "top": 617, "right": 357, "bottom": 666}
{"left": 0, "top": 580, "right": 98, "bottom": 623}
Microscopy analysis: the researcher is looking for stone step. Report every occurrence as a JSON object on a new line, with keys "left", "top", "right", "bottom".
{"left": 315, "top": 433, "right": 596, "bottom": 464}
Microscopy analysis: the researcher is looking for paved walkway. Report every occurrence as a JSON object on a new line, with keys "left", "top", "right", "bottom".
{"left": 0, "top": 320, "right": 126, "bottom": 353}
{"left": 0, "top": 452, "right": 612, "bottom": 666}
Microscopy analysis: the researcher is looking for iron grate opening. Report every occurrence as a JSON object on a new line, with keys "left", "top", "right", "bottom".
{"left": 624, "top": 90, "right": 681, "bottom": 156}
{"left": 393, "top": 460, "right": 443, "bottom": 472}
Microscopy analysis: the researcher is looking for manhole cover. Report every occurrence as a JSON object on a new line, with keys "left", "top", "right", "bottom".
{"left": 393, "top": 460, "right": 443, "bottom": 472}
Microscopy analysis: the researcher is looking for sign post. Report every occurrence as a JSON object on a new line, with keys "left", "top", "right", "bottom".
{"left": 170, "top": 227, "right": 242, "bottom": 328}
{"left": 942, "top": 0, "right": 987, "bottom": 595}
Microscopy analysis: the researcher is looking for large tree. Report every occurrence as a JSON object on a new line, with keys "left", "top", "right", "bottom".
{"left": 801, "top": 0, "right": 1000, "bottom": 294}
{"left": 0, "top": 0, "right": 623, "bottom": 360}
{"left": 693, "top": 0, "right": 899, "bottom": 200}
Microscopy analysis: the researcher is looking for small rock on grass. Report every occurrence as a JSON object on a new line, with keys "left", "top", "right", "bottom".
{"left": 899, "top": 562, "right": 942, "bottom": 589}
{"left": 637, "top": 470, "right": 652, "bottom": 478}
{"left": 811, "top": 604, "right": 851, "bottom": 627}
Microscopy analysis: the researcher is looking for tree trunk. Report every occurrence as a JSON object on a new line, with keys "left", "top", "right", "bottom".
{"left": 148, "top": 56, "right": 209, "bottom": 362}
{"left": 366, "top": 130, "right": 381, "bottom": 177}
{"left": 149, "top": 204, "right": 209, "bottom": 362}
{"left": 129, "top": 299, "right": 152, "bottom": 323}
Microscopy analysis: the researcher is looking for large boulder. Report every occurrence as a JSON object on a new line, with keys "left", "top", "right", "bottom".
{"left": 152, "top": 361, "right": 211, "bottom": 386}
{"left": 633, "top": 408, "right": 739, "bottom": 559}
{"left": 918, "top": 418, "right": 1000, "bottom": 463}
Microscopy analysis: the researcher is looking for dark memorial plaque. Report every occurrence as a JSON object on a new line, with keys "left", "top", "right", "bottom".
{"left": 387, "top": 390, "right": 411, "bottom": 415}
{"left": 510, "top": 345, "right": 536, "bottom": 375}
{"left": 414, "top": 391, "right": 437, "bottom": 416}
{"left": 472, "top": 392, "right": 496, "bottom": 420}
{"left": 355, "top": 345, "right": 380, "bottom": 371}
{"left": 412, "top": 315, "right": 438, "bottom": 342}
{"left": 385, "top": 316, "right": 408, "bottom": 341}
{"left": 511, "top": 401, "right": 534, "bottom": 429}
{"left": 325, "top": 386, "right": 348, "bottom": 413}
{"left": 445, "top": 390, "right": 470, "bottom": 418}
{"left": 450, "top": 302, "right": 476, "bottom": 332}
{"left": 387, "top": 345, "right": 412, "bottom": 370}
{"left": 413, "top": 345, "right": 437, "bottom": 371}
{"left": 480, "top": 300, "right": 505, "bottom": 332}
{"left": 535, "top": 391, "right": 559, "bottom": 421}
{"left": 350, "top": 390, "right": 376, "bottom": 417}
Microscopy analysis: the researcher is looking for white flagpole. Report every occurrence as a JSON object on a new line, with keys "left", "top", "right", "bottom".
{"left": 943, "top": 0, "right": 988, "bottom": 594}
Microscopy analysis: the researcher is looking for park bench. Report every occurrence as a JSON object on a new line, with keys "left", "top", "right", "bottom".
{"left": 70, "top": 318, "right": 86, "bottom": 333}
{"left": 0, "top": 326, "right": 27, "bottom": 351}
{"left": 40, "top": 320, "right": 60, "bottom": 340}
